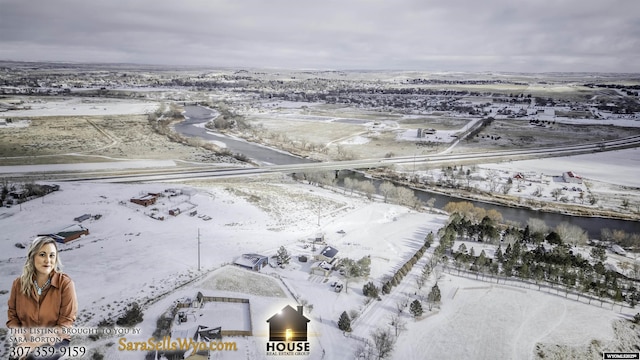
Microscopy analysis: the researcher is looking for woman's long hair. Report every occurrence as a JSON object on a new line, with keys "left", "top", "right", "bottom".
{"left": 20, "top": 236, "right": 63, "bottom": 295}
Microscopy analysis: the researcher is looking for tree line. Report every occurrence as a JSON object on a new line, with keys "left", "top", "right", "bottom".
{"left": 439, "top": 202, "right": 640, "bottom": 309}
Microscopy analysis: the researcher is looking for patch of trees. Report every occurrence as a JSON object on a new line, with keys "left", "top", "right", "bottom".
{"left": 466, "top": 117, "right": 494, "bottom": 139}
{"left": 492, "top": 97, "right": 532, "bottom": 104}
{"left": 116, "top": 302, "right": 144, "bottom": 327}
{"left": 378, "top": 181, "right": 423, "bottom": 209}
{"left": 441, "top": 206, "right": 640, "bottom": 308}
{"left": 585, "top": 83, "right": 640, "bottom": 91}
{"left": 441, "top": 202, "right": 503, "bottom": 244}
{"left": 601, "top": 228, "right": 640, "bottom": 252}
{"left": 339, "top": 256, "right": 372, "bottom": 278}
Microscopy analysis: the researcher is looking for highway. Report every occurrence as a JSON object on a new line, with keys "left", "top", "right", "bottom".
{"left": 45, "top": 134, "right": 640, "bottom": 183}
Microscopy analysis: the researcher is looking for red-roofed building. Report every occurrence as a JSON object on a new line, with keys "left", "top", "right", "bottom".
{"left": 562, "top": 171, "right": 583, "bottom": 184}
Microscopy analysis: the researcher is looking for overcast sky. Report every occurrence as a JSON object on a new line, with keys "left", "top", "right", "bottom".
{"left": 1, "top": 0, "right": 639, "bottom": 73}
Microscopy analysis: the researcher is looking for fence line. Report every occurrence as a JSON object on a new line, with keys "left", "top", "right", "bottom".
{"left": 441, "top": 266, "right": 631, "bottom": 310}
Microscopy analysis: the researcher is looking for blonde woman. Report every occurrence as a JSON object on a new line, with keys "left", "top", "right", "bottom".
{"left": 7, "top": 236, "right": 78, "bottom": 360}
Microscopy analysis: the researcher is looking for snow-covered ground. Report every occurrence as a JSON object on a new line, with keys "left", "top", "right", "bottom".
{"left": 0, "top": 97, "right": 159, "bottom": 117}
{"left": 1, "top": 173, "right": 636, "bottom": 360}
{"left": 486, "top": 148, "right": 640, "bottom": 188}
{"left": 0, "top": 160, "right": 178, "bottom": 174}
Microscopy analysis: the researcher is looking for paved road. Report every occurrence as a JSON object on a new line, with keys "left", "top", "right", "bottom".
{"left": 48, "top": 134, "right": 640, "bottom": 183}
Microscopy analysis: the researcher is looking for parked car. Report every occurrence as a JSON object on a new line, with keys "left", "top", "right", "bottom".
{"left": 335, "top": 283, "right": 344, "bottom": 292}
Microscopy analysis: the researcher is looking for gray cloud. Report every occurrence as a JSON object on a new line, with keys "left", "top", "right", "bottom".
{"left": 1, "top": 0, "right": 638, "bottom": 72}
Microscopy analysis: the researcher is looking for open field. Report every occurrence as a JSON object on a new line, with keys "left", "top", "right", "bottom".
{"left": 0, "top": 98, "right": 234, "bottom": 166}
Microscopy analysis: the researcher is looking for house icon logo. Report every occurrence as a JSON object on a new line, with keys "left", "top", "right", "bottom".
{"left": 266, "top": 305, "right": 310, "bottom": 342}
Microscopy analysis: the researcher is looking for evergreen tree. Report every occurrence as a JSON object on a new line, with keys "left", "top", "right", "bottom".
{"left": 428, "top": 283, "right": 441, "bottom": 303}
{"left": 363, "top": 281, "right": 379, "bottom": 298}
{"left": 457, "top": 243, "right": 467, "bottom": 254}
{"left": 476, "top": 250, "right": 488, "bottom": 270}
{"left": 495, "top": 245, "right": 504, "bottom": 264}
{"left": 522, "top": 225, "right": 531, "bottom": 243}
{"left": 338, "top": 311, "right": 352, "bottom": 332}
{"left": 546, "top": 231, "right": 562, "bottom": 245}
{"left": 425, "top": 232, "right": 434, "bottom": 248}
{"left": 357, "top": 256, "right": 372, "bottom": 277}
{"left": 276, "top": 246, "right": 291, "bottom": 266}
{"left": 382, "top": 281, "right": 391, "bottom": 294}
{"left": 511, "top": 241, "right": 521, "bottom": 263}
{"left": 504, "top": 243, "right": 512, "bottom": 259}
{"left": 409, "top": 300, "right": 423, "bottom": 318}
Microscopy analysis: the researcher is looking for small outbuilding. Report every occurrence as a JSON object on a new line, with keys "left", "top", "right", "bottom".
{"left": 74, "top": 214, "right": 91, "bottom": 222}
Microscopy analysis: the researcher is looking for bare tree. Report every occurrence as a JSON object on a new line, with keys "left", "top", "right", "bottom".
{"left": 379, "top": 181, "right": 396, "bottom": 203}
{"left": 555, "top": 222, "right": 588, "bottom": 247}
{"left": 354, "top": 341, "right": 375, "bottom": 360}
{"left": 344, "top": 177, "right": 356, "bottom": 195}
{"left": 388, "top": 314, "right": 406, "bottom": 337}
{"left": 395, "top": 187, "right": 418, "bottom": 208}
{"left": 527, "top": 218, "right": 549, "bottom": 236}
{"left": 371, "top": 328, "right": 396, "bottom": 359}
{"left": 357, "top": 180, "right": 376, "bottom": 200}
{"left": 486, "top": 170, "right": 500, "bottom": 192}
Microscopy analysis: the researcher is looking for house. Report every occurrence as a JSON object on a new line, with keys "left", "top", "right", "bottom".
{"left": 266, "top": 305, "right": 310, "bottom": 342}
{"left": 9, "top": 189, "right": 28, "bottom": 199}
{"left": 316, "top": 245, "right": 339, "bottom": 263}
{"left": 39, "top": 224, "right": 89, "bottom": 243}
{"left": 562, "top": 171, "right": 583, "bottom": 184}
{"left": 234, "top": 254, "right": 269, "bottom": 271}
{"left": 130, "top": 193, "right": 159, "bottom": 207}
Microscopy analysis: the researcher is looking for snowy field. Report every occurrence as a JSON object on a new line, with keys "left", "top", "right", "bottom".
{"left": 1, "top": 174, "right": 637, "bottom": 359}
{"left": 0, "top": 97, "right": 159, "bottom": 117}
{"left": 485, "top": 147, "right": 640, "bottom": 188}
{"left": 0, "top": 160, "right": 179, "bottom": 174}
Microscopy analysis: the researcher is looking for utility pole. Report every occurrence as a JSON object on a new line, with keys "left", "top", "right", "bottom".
{"left": 317, "top": 197, "right": 321, "bottom": 226}
{"left": 197, "top": 228, "right": 201, "bottom": 271}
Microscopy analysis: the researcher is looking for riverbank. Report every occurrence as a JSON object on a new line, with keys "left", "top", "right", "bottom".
{"left": 367, "top": 170, "right": 640, "bottom": 223}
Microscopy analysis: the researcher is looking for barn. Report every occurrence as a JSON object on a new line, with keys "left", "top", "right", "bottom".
{"left": 39, "top": 224, "right": 89, "bottom": 243}
{"left": 130, "top": 193, "right": 159, "bottom": 207}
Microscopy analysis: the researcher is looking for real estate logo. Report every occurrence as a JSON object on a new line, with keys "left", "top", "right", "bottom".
{"left": 265, "top": 305, "right": 311, "bottom": 356}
